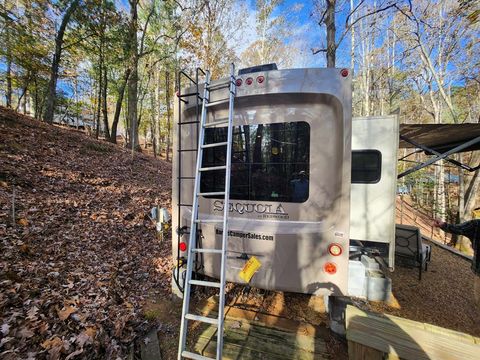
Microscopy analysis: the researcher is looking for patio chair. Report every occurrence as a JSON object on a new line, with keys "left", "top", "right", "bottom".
{"left": 395, "top": 224, "right": 432, "bottom": 280}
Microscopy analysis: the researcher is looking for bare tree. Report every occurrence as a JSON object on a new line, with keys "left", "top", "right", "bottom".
{"left": 313, "top": 0, "right": 402, "bottom": 67}
{"left": 43, "top": 0, "right": 80, "bottom": 123}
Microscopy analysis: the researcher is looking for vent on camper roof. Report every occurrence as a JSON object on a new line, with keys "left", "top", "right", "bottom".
{"left": 238, "top": 63, "right": 278, "bottom": 75}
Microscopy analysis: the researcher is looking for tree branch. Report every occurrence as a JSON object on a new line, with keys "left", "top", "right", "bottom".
{"left": 61, "top": 31, "right": 96, "bottom": 50}
{"left": 311, "top": 47, "right": 327, "bottom": 55}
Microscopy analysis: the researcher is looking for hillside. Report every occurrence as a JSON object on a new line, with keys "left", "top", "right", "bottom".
{"left": 1, "top": 108, "right": 479, "bottom": 360}
{"left": 0, "top": 107, "right": 172, "bottom": 359}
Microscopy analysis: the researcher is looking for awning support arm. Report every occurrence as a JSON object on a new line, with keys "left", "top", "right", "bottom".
{"left": 399, "top": 135, "right": 477, "bottom": 172}
{"left": 397, "top": 135, "right": 480, "bottom": 179}
{"left": 398, "top": 148, "right": 423, "bottom": 161}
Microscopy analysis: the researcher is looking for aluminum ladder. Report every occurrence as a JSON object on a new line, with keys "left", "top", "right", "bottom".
{"left": 178, "top": 63, "right": 236, "bottom": 360}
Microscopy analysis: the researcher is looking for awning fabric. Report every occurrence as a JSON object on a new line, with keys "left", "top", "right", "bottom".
{"left": 399, "top": 124, "right": 480, "bottom": 153}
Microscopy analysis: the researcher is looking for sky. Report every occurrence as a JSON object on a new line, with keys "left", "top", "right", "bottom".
{"left": 113, "top": 0, "right": 353, "bottom": 69}
{"left": 237, "top": 0, "right": 355, "bottom": 69}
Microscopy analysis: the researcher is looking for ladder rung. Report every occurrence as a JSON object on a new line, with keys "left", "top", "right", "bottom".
{"left": 178, "top": 176, "right": 195, "bottom": 180}
{"left": 179, "top": 203, "right": 193, "bottom": 207}
{"left": 179, "top": 120, "right": 200, "bottom": 125}
{"left": 181, "top": 351, "right": 214, "bottom": 360}
{"left": 198, "top": 191, "right": 225, "bottom": 196}
{"left": 204, "top": 120, "right": 228, "bottom": 128}
{"left": 195, "top": 219, "right": 223, "bottom": 223}
{"left": 205, "top": 99, "right": 229, "bottom": 108}
{"left": 178, "top": 148, "right": 197, "bottom": 152}
{"left": 177, "top": 91, "right": 199, "bottom": 98}
{"left": 189, "top": 279, "right": 221, "bottom": 288}
{"left": 192, "top": 248, "right": 222, "bottom": 254}
{"left": 199, "top": 166, "right": 226, "bottom": 171}
{"left": 185, "top": 314, "right": 218, "bottom": 325}
{"left": 201, "top": 141, "right": 228, "bottom": 148}
{"left": 207, "top": 81, "right": 233, "bottom": 91}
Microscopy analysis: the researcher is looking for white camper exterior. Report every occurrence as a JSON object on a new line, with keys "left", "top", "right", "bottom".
{"left": 172, "top": 66, "right": 398, "bottom": 299}
{"left": 350, "top": 116, "right": 399, "bottom": 269}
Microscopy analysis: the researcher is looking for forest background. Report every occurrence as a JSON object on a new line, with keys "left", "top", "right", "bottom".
{"left": 1, "top": 0, "right": 479, "bottom": 230}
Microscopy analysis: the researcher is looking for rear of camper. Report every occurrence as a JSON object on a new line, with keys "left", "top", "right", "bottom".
{"left": 172, "top": 66, "right": 398, "bottom": 300}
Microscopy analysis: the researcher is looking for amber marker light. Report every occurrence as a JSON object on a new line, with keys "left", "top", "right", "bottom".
{"left": 324, "top": 262, "right": 337, "bottom": 275}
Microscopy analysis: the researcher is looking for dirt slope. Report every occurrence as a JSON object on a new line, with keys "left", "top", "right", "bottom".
{"left": 0, "top": 107, "right": 172, "bottom": 359}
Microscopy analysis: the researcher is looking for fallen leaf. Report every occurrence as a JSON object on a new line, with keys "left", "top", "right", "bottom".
{"left": 0, "top": 336, "right": 14, "bottom": 348}
{"left": 1, "top": 323, "right": 9, "bottom": 335}
{"left": 230, "top": 320, "right": 242, "bottom": 329}
{"left": 38, "top": 321, "right": 49, "bottom": 334}
{"left": 124, "top": 302, "right": 133, "bottom": 309}
{"left": 18, "top": 218, "right": 29, "bottom": 227}
{"left": 27, "top": 306, "right": 39, "bottom": 321}
{"left": 41, "top": 336, "right": 63, "bottom": 350}
{"left": 57, "top": 306, "right": 77, "bottom": 321}
{"left": 19, "top": 244, "right": 31, "bottom": 254}
{"left": 18, "top": 327, "right": 34, "bottom": 339}
{"left": 84, "top": 327, "right": 96, "bottom": 338}
{"left": 65, "top": 348, "right": 84, "bottom": 360}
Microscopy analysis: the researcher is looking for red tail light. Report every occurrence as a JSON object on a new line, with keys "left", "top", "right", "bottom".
{"left": 245, "top": 77, "right": 253, "bottom": 85}
{"left": 328, "top": 243, "right": 343, "bottom": 256}
{"left": 324, "top": 262, "right": 337, "bottom": 275}
{"left": 341, "top": 69, "right": 349, "bottom": 77}
{"left": 179, "top": 242, "right": 187, "bottom": 252}
{"left": 256, "top": 76, "right": 265, "bottom": 84}
{"left": 235, "top": 78, "right": 243, "bottom": 86}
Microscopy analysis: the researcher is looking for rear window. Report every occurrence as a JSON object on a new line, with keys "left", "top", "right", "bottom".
{"left": 200, "top": 122, "right": 310, "bottom": 202}
{"left": 351, "top": 150, "right": 382, "bottom": 183}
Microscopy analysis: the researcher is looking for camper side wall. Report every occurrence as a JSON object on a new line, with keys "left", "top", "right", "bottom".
{"left": 350, "top": 116, "right": 399, "bottom": 268}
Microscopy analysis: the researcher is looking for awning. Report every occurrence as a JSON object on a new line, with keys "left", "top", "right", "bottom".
{"left": 399, "top": 124, "right": 480, "bottom": 152}
{"left": 398, "top": 123, "right": 480, "bottom": 178}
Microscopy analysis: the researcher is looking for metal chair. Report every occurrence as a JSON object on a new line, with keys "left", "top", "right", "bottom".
{"left": 395, "top": 224, "right": 432, "bottom": 280}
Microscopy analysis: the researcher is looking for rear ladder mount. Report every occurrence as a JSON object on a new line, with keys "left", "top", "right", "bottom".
{"left": 178, "top": 64, "right": 237, "bottom": 360}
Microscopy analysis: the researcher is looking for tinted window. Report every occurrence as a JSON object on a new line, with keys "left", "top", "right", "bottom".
{"left": 200, "top": 122, "right": 310, "bottom": 203}
{"left": 352, "top": 150, "right": 382, "bottom": 183}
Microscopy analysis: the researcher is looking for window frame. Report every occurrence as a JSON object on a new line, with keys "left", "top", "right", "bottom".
{"left": 351, "top": 149, "right": 382, "bottom": 184}
{"left": 200, "top": 121, "right": 311, "bottom": 203}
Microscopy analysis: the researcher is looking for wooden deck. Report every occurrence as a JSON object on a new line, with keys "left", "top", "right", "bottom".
{"left": 346, "top": 305, "right": 480, "bottom": 360}
{"left": 190, "top": 297, "right": 331, "bottom": 359}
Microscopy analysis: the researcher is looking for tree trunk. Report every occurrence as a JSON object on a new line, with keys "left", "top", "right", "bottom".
{"left": 127, "top": 0, "right": 140, "bottom": 151}
{"left": 102, "top": 64, "right": 110, "bottom": 139}
{"left": 150, "top": 71, "right": 157, "bottom": 158}
{"left": 16, "top": 83, "right": 29, "bottom": 112}
{"left": 465, "top": 151, "right": 480, "bottom": 216}
{"left": 458, "top": 154, "right": 465, "bottom": 222}
{"left": 154, "top": 69, "right": 161, "bottom": 157}
{"left": 4, "top": 8, "right": 13, "bottom": 109}
{"left": 43, "top": 0, "right": 80, "bottom": 123}
{"left": 110, "top": 69, "right": 131, "bottom": 143}
{"left": 95, "top": 64, "right": 102, "bottom": 139}
{"left": 325, "top": 0, "right": 336, "bottom": 68}
{"left": 165, "top": 70, "right": 171, "bottom": 161}
{"left": 350, "top": 0, "right": 355, "bottom": 71}
{"left": 34, "top": 77, "right": 40, "bottom": 119}
{"left": 6, "top": 44, "right": 12, "bottom": 108}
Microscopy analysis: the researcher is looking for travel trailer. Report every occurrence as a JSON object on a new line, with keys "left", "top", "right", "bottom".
{"left": 171, "top": 65, "right": 398, "bottom": 301}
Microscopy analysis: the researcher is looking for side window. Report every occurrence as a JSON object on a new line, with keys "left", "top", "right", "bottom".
{"left": 351, "top": 150, "right": 382, "bottom": 184}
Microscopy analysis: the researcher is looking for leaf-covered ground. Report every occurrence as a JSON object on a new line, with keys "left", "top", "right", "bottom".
{"left": 0, "top": 107, "right": 172, "bottom": 359}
